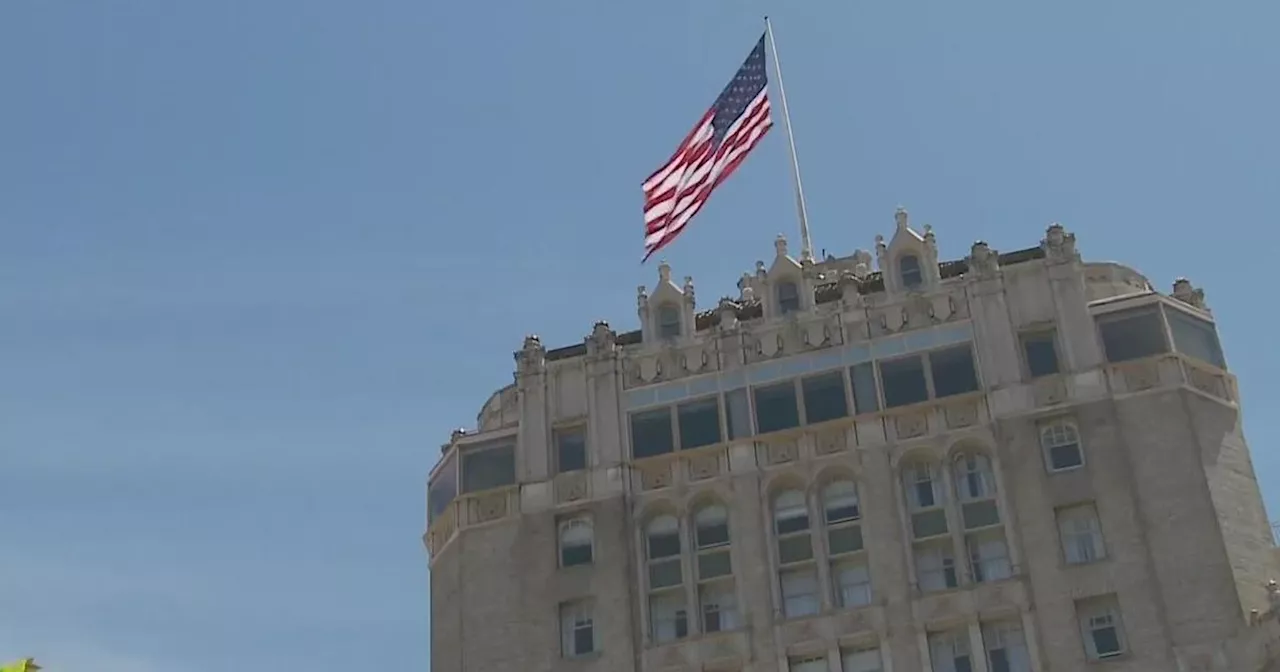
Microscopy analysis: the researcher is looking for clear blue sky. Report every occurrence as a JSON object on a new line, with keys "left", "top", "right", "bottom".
{"left": 2, "top": 1, "right": 1276, "bottom": 670}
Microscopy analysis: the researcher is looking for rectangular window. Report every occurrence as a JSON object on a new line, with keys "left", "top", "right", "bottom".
{"left": 560, "top": 600, "right": 596, "bottom": 657}
{"left": 828, "top": 525, "right": 864, "bottom": 555}
{"left": 649, "top": 592, "right": 688, "bottom": 644}
{"left": 558, "top": 515, "right": 593, "bottom": 567}
{"left": 842, "top": 647, "right": 883, "bottom": 672}
{"left": 1166, "top": 307, "right": 1227, "bottom": 369}
{"left": 754, "top": 381, "right": 800, "bottom": 433}
{"left": 930, "top": 344, "right": 980, "bottom": 397}
{"left": 630, "top": 408, "right": 674, "bottom": 459}
{"left": 916, "top": 542, "right": 957, "bottom": 592}
{"left": 834, "top": 560, "right": 872, "bottom": 608}
{"left": 1021, "top": 329, "right": 1060, "bottom": 378}
{"left": 880, "top": 356, "right": 929, "bottom": 408}
{"left": 699, "top": 582, "right": 739, "bottom": 633}
{"left": 1097, "top": 307, "right": 1168, "bottom": 363}
{"left": 967, "top": 532, "right": 1012, "bottom": 583}
{"left": 780, "top": 568, "right": 820, "bottom": 618}
{"left": 1057, "top": 503, "right": 1106, "bottom": 564}
{"left": 555, "top": 427, "right": 587, "bottom": 473}
{"left": 982, "top": 621, "right": 1031, "bottom": 672}
{"left": 928, "top": 630, "right": 973, "bottom": 672}
{"left": 1077, "top": 596, "right": 1126, "bottom": 660}
{"left": 427, "top": 450, "right": 458, "bottom": 524}
{"left": 725, "top": 388, "right": 754, "bottom": 440}
{"left": 460, "top": 443, "right": 516, "bottom": 493}
{"left": 802, "top": 371, "right": 849, "bottom": 424}
{"left": 677, "top": 397, "right": 721, "bottom": 449}
{"left": 850, "top": 362, "right": 880, "bottom": 414}
{"left": 789, "top": 655, "right": 827, "bottom": 672}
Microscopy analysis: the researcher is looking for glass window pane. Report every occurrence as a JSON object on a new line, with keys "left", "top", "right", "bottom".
{"left": 778, "top": 535, "right": 814, "bottom": 563}
{"left": 1166, "top": 308, "right": 1226, "bottom": 369}
{"left": 461, "top": 444, "right": 516, "bottom": 493}
{"left": 880, "top": 356, "right": 928, "bottom": 408}
{"left": 843, "top": 648, "right": 883, "bottom": 672}
{"left": 778, "top": 281, "right": 801, "bottom": 314}
{"left": 802, "top": 371, "right": 849, "bottom": 424}
{"left": 697, "top": 549, "right": 732, "bottom": 579}
{"left": 725, "top": 388, "right": 754, "bottom": 440}
{"left": 631, "top": 408, "right": 674, "bottom": 459}
{"left": 678, "top": 397, "right": 721, "bottom": 449}
{"left": 1098, "top": 308, "right": 1168, "bottom": 363}
{"left": 657, "top": 305, "right": 681, "bottom": 338}
{"left": 1021, "top": 330, "right": 1060, "bottom": 377}
{"left": 754, "top": 382, "right": 800, "bottom": 433}
{"left": 556, "top": 428, "right": 587, "bottom": 472}
{"left": 912, "top": 509, "right": 949, "bottom": 538}
{"left": 931, "top": 344, "right": 980, "bottom": 397}
{"left": 828, "top": 525, "right": 864, "bottom": 554}
{"left": 428, "top": 450, "right": 458, "bottom": 524}
{"left": 900, "top": 254, "right": 923, "bottom": 289}
{"left": 850, "top": 362, "right": 880, "bottom": 413}
{"left": 823, "top": 481, "right": 860, "bottom": 523}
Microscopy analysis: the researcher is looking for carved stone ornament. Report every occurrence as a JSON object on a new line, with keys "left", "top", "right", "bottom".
{"left": 1041, "top": 223, "right": 1078, "bottom": 262}
{"left": 1172, "top": 278, "right": 1208, "bottom": 310}
{"left": 588, "top": 320, "right": 617, "bottom": 355}
{"left": 969, "top": 240, "right": 1000, "bottom": 279}
{"left": 515, "top": 334, "right": 546, "bottom": 375}
{"left": 895, "top": 413, "right": 928, "bottom": 439}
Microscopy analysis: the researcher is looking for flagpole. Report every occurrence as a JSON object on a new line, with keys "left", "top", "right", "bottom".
{"left": 764, "top": 16, "right": 814, "bottom": 262}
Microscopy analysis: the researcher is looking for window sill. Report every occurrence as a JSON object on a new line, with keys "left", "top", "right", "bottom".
{"left": 1087, "top": 651, "right": 1129, "bottom": 665}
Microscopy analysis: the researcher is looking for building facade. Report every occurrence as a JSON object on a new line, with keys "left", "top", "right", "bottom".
{"left": 425, "top": 211, "right": 1280, "bottom": 672}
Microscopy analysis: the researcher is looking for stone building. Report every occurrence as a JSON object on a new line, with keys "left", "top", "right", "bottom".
{"left": 425, "top": 210, "right": 1280, "bottom": 671}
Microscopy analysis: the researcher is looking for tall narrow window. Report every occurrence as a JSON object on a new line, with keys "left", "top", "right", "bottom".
{"left": 1077, "top": 596, "right": 1126, "bottom": 660}
{"left": 646, "top": 514, "right": 686, "bottom": 643}
{"left": 558, "top": 516, "right": 593, "bottom": 567}
{"left": 928, "top": 629, "right": 972, "bottom": 672}
{"left": 899, "top": 254, "right": 923, "bottom": 289}
{"left": 694, "top": 504, "right": 732, "bottom": 580}
{"left": 778, "top": 280, "right": 801, "bottom": 314}
{"left": 724, "top": 388, "right": 754, "bottom": 440}
{"left": 905, "top": 463, "right": 947, "bottom": 540}
{"left": 560, "top": 600, "right": 597, "bottom": 657}
{"left": 954, "top": 454, "right": 1000, "bottom": 530}
{"left": 774, "top": 489, "right": 818, "bottom": 618}
{"left": 1057, "top": 503, "right": 1106, "bottom": 564}
{"left": 555, "top": 427, "right": 587, "bottom": 473}
{"left": 1040, "top": 420, "right": 1083, "bottom": 472}
{"left": 657, "top": 304, "right": 681, "bottom": 339}
{"left": 982, "top": 621, "right": 1031, "bottom": 672}
{"left": 1021, "top": 329, "right": 1060, "bottom": 378}
{"left": 849, "top": 362, "right": 880, "bottom": 414}
{"left": 824, "top": 480, "right": 869, "bottom": 607}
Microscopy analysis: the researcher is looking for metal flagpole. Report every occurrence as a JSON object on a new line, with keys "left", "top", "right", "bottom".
{"left": 764, "top": 16, "right": 814, "bottom": 262}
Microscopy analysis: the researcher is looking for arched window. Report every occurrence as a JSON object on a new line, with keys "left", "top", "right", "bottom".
{"left": 823, "top": 480, "right": 860, "bottom": 524}
{"left": 693, "top": 504, "right": 737, "bottom": 632}
{"left": 823, "top": 480, "right": 870, "bottom": 608}
{"left": 904, "top": 461, "right": 954, "bottom": 592}
{"left": 951, "top": 452, "right": 1010, "bottom": 584}
{"left": 646, "top": 514, "right": 687, "bottom": 642}
{"left": 774, "top": 489, "right": 818, "bottom": 617}
{"left": 559, "top": 516, "right": 593, "bottom": 567}
{"left": 899, "top": 254, "right": 923, "bottom": 289}
{"left": 953, "top": 453, "right": 995, "bottom": 501}
{"left": 903, "top": 462, "right": 939, "bottom": 511}
{"left": 1040, "top": 420, "right": 1083, "bottom": 472}
{"left": 657, "top": 305, "right": 681, "bottom": 339}
{"left": 777, "top": 280, "right": 801, "bottom": 314}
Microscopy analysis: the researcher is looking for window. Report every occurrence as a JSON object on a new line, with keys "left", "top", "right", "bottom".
{"left": 1166, "top": 307, "right": 1226, "bottom": 369}
{"left": 930, "top": 345, "right": 980, "bottom": 398}
{"left": 802, "top": 371, "right": 849, "bottom": 424}
{"left": 1097, "top": 307, "right": 1167, "bottom": 363}
{"left": 427, "top": 450, "right": 458, "bottom": 524}
{"left": 928, "top": 630, "right": 973, "bottom": 672}
{"left": 905, "top": 463, "right": 939, "bottom": 511}
{"left": 850, "top": 362, "right": 880, "bottom": 414}
{"left": 899, "top": 254, "right": 923, "bottom": 289}
{"left": 780, "top": 568, "right": 820, "bottom": 617}
{"left": 790, "top": 655, "right": 827, "bottom": 672}
{"left": 725, "top": 388, "right": 753, "bottom": 440}
{"left": 774, "top": 490, "right": 813, "bottom": 564}
{"left": 1058, "top": 503, "right": 1106, "bottom": 564}
{"left": 1077, "top": 596, "right": 1126, "bottom": 660}
{"left": 967, "top": 531, "right": 1012, "bottom": 583}
{"left": 560, "top": 600, "right": 596, "bottom": 657}
{"left": 555, "top": 427, "right": 587, "bottom": 473}
{"left": 677, "top": 398, "right": 721, "bottom": 449}
{"left": 824, "top": 480, "right": 863, "bottom": 554}
{"left": 657, "top": 304, "right": 681, "bottom": 339}
{"left": 1021, "top": 330, "right": 1060, "bottom": 378}
{"left": 842, "top": 646, "right": 883, "bottom": 672}
{"left": 694, "top": 504, "right": 731, "bottom": 579}
{"left": 834, "top": 560, "right": 872, "bottom": 608}
{"left": 754, "top": 382, "right": 800, "bottom": 433}
{"left": 880, "top": 356, "right": 928, "bottom": 408}
{"left": 460, "top": 443, "right": 516, "bottom": 494}
{"left": 649, "top": 591, "right": 688, "bottom": 643}
{"left": 778, "top": 280, "right": 801, "bottom": 314}
{"left": 646, "top": 515, "right": 682, "bottom": 588}
{"left": 699, "top": 582, "right": 739, "bottom": 633}
{"left": 953, "top": 454, "right": 995, "bottom": 501}
{"left": 1040, "top": 420, "right": 1083, "bottom": 472}
{"left": 982, "top": 621, "right": 1031, "bottom": 672}
{"left": 630, "top": 408, "right": 674, "bottom": 459}
{"left": 558, "top": 516, "right": 593, "bottom": 567}
{"left": 916, "top": 542, "right": 958, "bottom": 592}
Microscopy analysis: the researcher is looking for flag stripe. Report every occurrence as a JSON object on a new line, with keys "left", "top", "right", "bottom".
{"left": 642, "top": 33, "right": 773, "bottom": 261}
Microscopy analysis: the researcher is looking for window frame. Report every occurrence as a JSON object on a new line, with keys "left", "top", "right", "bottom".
{"left": 777, "top": 279, "right": 802, "bottom": 315}
{"left": 1039, "top": 419, "right": 1084, "bottom": 473}
{"left": 459, "top": 442, "right": 517, "bottom": 494}
{"left": 899, "top": 253, "right": 924, "bottom": 289}
{"left": 1095, "top": 305, "right": 1170, "bottom": 364}
{"left": 558, "top": 514, "right": 594, "bottom": 568}
{"left": 553, "top": 425, "right": 588, "bottom": 474}
{"left": 559, "top": 599, "right": 597, "bottom": 658}
{"left": 1057, "top": 502, "right": 1106, "bottom": 565}
{"left": 1019, "top": 327, "right": 1062, "bottom": 379}
{"left": 1077, "top": 597, "right": 1127, "bottom": 660}
{"left": 656, "top": 303, "right": 682, "bottom": 339}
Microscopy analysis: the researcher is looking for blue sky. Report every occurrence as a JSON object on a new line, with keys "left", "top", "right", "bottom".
{"left": 2, "top": 1, "right": 1277, "bottom": 670}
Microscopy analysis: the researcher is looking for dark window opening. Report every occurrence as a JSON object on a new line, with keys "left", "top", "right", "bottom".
{"left": 900, "top": 254, "right": 923, "bottom": 288}
{"left": 678, "top": 398, "right": 721, "bottom": 449}
{"left": 850, "top": 362, "right": 880, "bottom": 414}
{"left": 880, "top": 356, "right": 929, "bottom": 408}
{"left": 1097, "top": 308, "right": 1167, "bottom": 363}
{"left": 725, "top": 388, "right": 753, "bottom": 440}
{"left": 802, "top": 371, "right": 848, "bottom": 424}
{"left": 1021, "top": 330, "right": 1060, "bottom": 378}
{"left": 556, "top": 428, "right": 587, "bottom": 472}
{"left": 461, "top": 444, "right": 516, "bottom": 493}
{"left": 657, "top": 305, "right": 681, "bottom": 339}
{"left": 930, "top": 345, "right": 980, "bottom": 397}
{"left": 778, "top": 281, "right": 801, "bottom": 314}
{"left": 754, "top": 382, "right": 800, "bottom": 433}
{"left": 1166, "top": 307, "right": 1226, "bottom": 369}
{"left": 631, "top": 408, "right": 674, "bottom": 459}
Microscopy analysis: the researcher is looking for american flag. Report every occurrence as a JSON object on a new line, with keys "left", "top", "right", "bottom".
{"left": 642, "top": 33, "right": 774, "bottom": 261}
